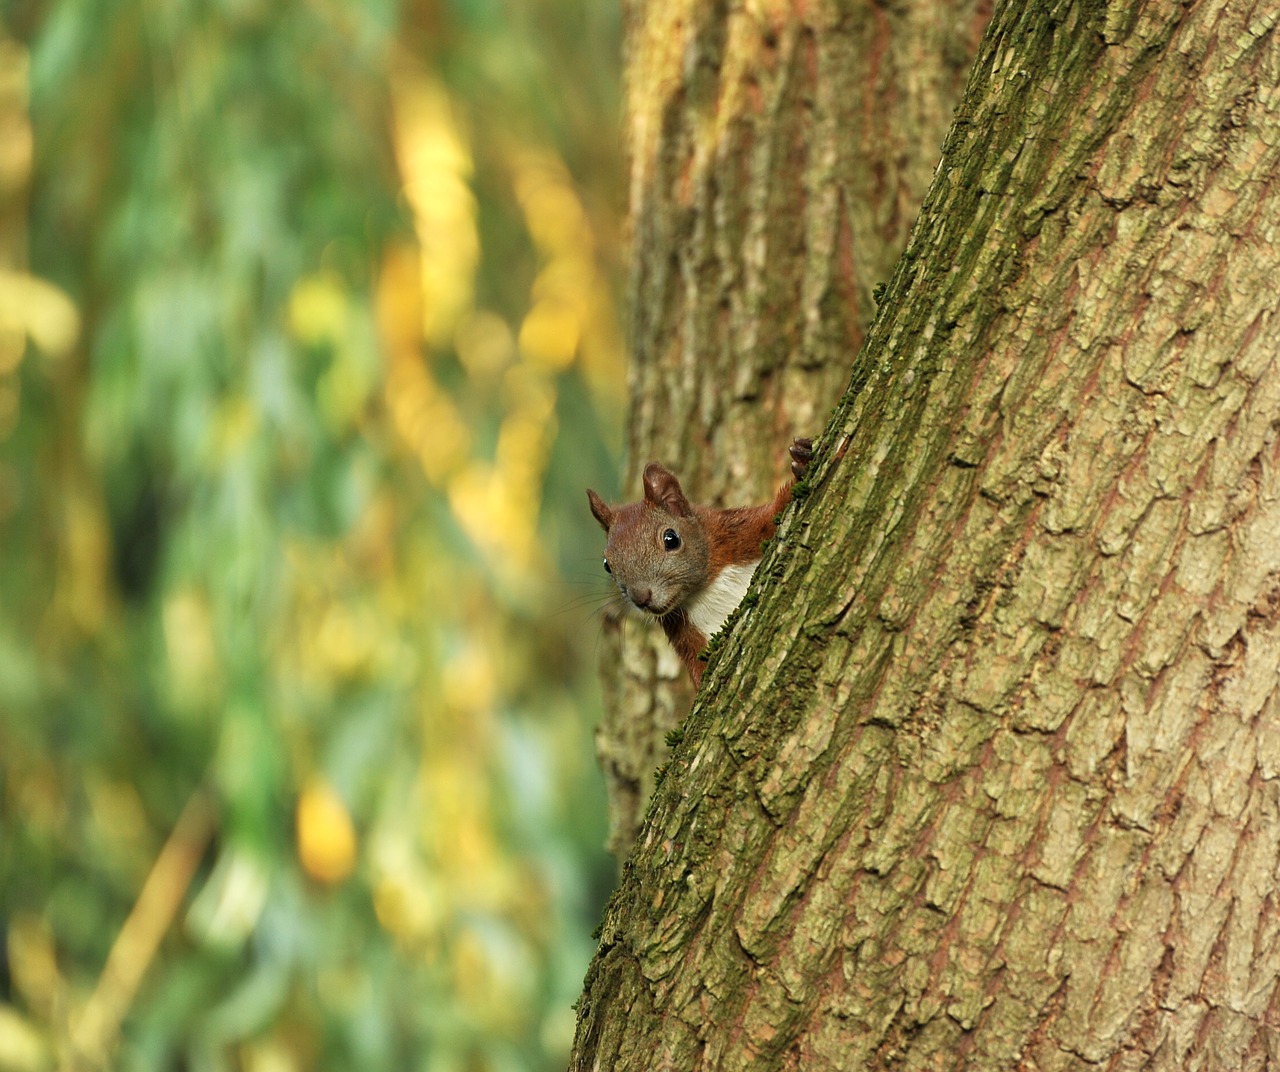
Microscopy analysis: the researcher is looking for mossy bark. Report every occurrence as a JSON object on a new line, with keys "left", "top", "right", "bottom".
{"left": 599, "top": 0, "right": 989, "bottom": 859}
{"left": 575, "top": 2, "right": 1280, "bottom": 1068}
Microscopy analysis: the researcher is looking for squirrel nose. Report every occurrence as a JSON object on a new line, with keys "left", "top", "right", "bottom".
{"left": 629, "top": 586, "right": 653, "bottom": 609}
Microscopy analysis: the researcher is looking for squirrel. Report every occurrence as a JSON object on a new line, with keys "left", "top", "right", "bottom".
{"left": 586, "top": 437, "right": 813, "bottom": 688}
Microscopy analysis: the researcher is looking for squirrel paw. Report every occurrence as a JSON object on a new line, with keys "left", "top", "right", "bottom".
{"left": 789, "top": 436, "right": 814, "bottom": 480}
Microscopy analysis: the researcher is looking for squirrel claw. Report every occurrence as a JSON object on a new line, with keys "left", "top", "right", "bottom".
{"left": 789, "top": 436, "right": 814, "bottom": 480}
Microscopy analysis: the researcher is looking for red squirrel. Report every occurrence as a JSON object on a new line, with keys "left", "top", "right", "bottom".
{"left": 586, "top": 437, "right": 812, "bottom": 687}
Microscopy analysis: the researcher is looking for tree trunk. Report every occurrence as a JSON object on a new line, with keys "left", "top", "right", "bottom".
{"left": 598, "top": 0, "right": 990, "bottom": 859}
{"left": 574, "top": 2, "right": 1280, "bottom": 1068}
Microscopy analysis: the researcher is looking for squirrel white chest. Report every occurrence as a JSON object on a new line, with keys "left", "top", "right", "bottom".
{"left": 684, "top": 561, "right": 759, "bottom": 640}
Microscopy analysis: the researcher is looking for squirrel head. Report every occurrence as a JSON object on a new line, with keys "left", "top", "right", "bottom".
{"left": 586, "top": 462, "right": 711, "bottom": 617}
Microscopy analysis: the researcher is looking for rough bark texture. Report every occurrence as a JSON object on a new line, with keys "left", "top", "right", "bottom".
{"left": 598, "top": 0, "right": 989, "bottom": 859}
{"left": 575, "top": 2, "right": 1280, "bottom": 1069}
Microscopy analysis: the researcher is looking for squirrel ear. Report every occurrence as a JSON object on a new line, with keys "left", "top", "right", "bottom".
{"left": 642, "top": 463, "right": 694, "bottom": 517}
{"left": 586, "top": 489, "right": 613, "bottom": 531}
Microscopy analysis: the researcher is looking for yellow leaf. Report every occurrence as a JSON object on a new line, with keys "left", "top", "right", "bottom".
{"left": 0, "top": 269, "right": 79, "bottom": 358}
{"left": 297, "top": 779, "right": 357, "bottom": 884}
{"left": 287, "top": 273, "right": 348, "bottom": 346}
{"left": 518, "top": 298, "right": 580, "bottom": 370}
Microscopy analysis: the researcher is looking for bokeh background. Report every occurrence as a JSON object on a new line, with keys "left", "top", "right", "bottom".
{"left": 0, "top": 3, "right": 625, "bottom": 1070}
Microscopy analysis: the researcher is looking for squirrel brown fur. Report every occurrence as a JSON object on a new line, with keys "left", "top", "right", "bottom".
{"left": 586, "top": 437, "right": 812, "bottom": 687}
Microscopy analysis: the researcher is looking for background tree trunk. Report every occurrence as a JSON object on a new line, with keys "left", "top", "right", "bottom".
{"left": 598, "top": 0, "right": 990, "bottom": 859}
{"left": 575, "top": 1, "right": 1280, "bottom": 1068}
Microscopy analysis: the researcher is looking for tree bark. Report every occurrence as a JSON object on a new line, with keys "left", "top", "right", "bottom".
{"left": 598, "top": 0, "right": 989, "bottom": 859}
{"left": 575, "top": 1, "right": 1280, "bottom": 1068}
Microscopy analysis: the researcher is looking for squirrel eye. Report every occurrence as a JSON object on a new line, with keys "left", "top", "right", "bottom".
{"left": 602, "top": 558, "right": 611, "bottom": 574}
{"left": 662, "top": 528, "right": 681, "bottom": 551}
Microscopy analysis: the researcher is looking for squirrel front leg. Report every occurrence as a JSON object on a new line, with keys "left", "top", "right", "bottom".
{"left": 706, "top": 437, "right": 814, "bottom": 571}
{"left": 690, "top": 437, "right": 813, "bottom": 684}
{"left": 769, "top": 436, "right": 813, "bottom": 517}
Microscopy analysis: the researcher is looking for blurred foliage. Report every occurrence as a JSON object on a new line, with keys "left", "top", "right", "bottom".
{"left": 0, "top": 1, "right": 625, "bottom": 1069}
